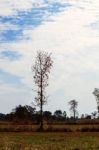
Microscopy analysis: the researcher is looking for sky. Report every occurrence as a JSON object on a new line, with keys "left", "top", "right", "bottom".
{"left": 0, "top": 0, "right": 99, "bottom": 116}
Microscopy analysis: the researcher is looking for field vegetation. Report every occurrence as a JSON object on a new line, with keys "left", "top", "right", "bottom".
{"left": 1, "top": 122, "right": 99, "bottom": 132}
{"left": 1, "top": 132, "right": 99, "bottom": 150}
{"left": 1, "top": 120, "right": 99, "bottom": 149}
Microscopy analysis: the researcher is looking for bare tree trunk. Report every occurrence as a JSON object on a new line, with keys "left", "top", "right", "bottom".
{"left": 74, "top": 110, "right": 75, "bottom": 121}
{"left": 40, "top": 72, "right": 43, "bottom": 131}
{"left": 40, "top": 99, "right": 43, "bottom": 131}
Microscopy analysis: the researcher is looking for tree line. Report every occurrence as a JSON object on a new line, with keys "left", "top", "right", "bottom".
{"left": 0, "top": 104, "right": 98, "bottom": 123}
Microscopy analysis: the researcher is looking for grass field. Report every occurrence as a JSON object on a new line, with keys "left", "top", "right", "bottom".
{"left": 1, "top": 123, "right": 99, "bottom": 150}
{"left": 0, "top": 132, "right": 99, "bottom": 150}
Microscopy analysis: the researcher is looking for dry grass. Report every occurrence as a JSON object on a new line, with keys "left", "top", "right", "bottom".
{"left": 0, "top": 132, "right": 99, "bottom": 150}
{"left": 1, "top": 123, "right": 99, "bottom": 132}
{"left": 1, "top": 122, "right": 99, "bottom": 149}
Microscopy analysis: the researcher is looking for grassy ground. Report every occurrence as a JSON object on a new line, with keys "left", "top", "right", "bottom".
{"left": 0, "top": 132, "right": 99, "bottom": 150}
{"left": 1, "top": 123, "right": 99, "bottom": 149}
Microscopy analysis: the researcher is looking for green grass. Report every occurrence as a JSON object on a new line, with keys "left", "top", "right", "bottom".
{"left": 0, "top": 132, "right": 99, "bottom": 150}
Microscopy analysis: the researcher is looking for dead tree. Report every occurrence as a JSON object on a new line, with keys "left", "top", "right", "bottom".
{"left": 93, "top": 88, "right": 99, "bottom": 115}
{"left": 32, "top": 51, "right": 53, "bottom": 130}
{"left": 68, "top": 99, "right": 78, "bottom": 120}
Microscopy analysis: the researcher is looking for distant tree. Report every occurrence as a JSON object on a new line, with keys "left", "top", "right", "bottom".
{"left": 13, "top": 105, "right": 28, "bottom": 119}
{"left": 63, "top": 111, "right": 67, "bottom": 119}
{"left": 0, "top": 113, "right": 6, "bottom": 121}
{"left": 93, "top": 88, "right": 99, "bottom": 115}
{"left": 91, "top": 111, "right": 97, "bottom": 119}
{"left": 5, "top": 113, "right": 14, "bottom": 121}
{"left": 68, "top": 100, "right": 78, "bottom": 120}
{"left": 12, "top": 105, "right": 35, "bottom": 121}
{"left": 85, "top": 114, "right": 91, "bottom": 119}
{"left": 81, "top": 114, "right": 85, "bottom": 119}
{"left": 54, "top": 110, "right": 62, "bottom": 118}
{"left": 32, "top": 51, "right": 53, "bottom": 131}
{"left": 25, "top": 105, "right": 36, "bottom": 117}
{"left": 43, "top": 111, "right": 52, "bottom": 121}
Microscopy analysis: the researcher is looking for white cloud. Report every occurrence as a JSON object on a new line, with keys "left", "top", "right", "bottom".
{"left": 0, "top": 0, "right": 46, "bottom": 16}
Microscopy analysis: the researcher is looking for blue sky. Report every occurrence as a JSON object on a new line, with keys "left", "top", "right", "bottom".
{"left": 0, "top": 50, "right": 22, "bottom": 60}
{"left": 0, "top": 0, "right": 99, "bottom": 115}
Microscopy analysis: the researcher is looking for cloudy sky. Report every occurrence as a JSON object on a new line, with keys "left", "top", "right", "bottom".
{"left": 0, "top": 0, "right": 99, "bottom": 115}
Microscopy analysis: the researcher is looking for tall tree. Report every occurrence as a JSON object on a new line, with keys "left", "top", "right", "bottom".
{"left": 93, "top": 88, "right": 99, "bottom": 114}
{"left": 32, "top": 51, "right": 53, "bottom": 130}
{"left": 68, "top": 100, "right": 78, "bottom": 120}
